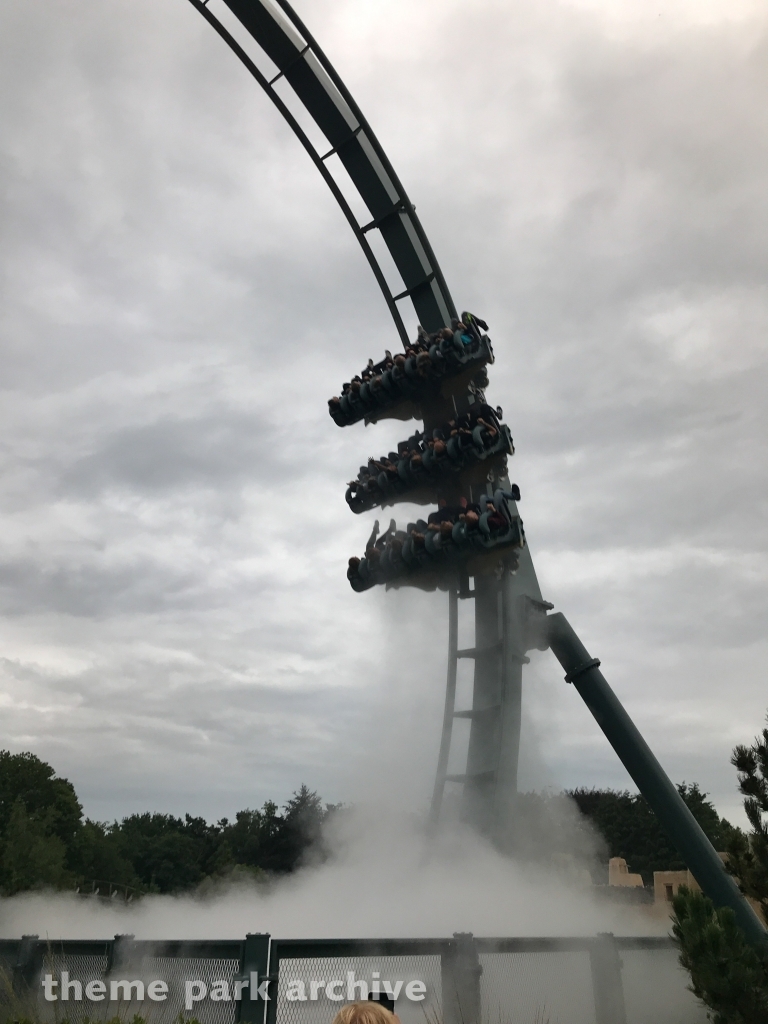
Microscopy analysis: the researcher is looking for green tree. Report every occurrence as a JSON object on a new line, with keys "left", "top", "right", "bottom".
{"left": 279, "top": 785, "right": 331, "bottom": 869}
{"left": 0, "top": 749, "right": 341, "bottom": 894}
{"left": 1, "top": 798, "right": 69, "bottom": 894}
{"left": 0, "top": 751, "right": 84, "bottom": 894}
{"left": 0, "top": 750, "right": 82, "bottom": 847}
{"left": 727, "top": 717, "right": 768, "bottom": 922}
{"left": 672, "top": 888, "right": 768, "bottom": 1024}
{"left": 569, "top": 783, "right": 735, "bottom": 883}
{"left": 68, "top": 819, "right": 139, "bottom": 890}
{"left": 112, "top": 813, "right": 222, "bottom": 893}
{"left": 672, "top": 711, "right": 768, "bottom": 1023}
{"left": 221, "top": 787, "right": 337, "bottom": 876}
{"left": 221, "top": 801, "right": 283, "bottom": 872}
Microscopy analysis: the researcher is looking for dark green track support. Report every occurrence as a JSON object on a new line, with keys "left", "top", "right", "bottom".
{"left": 546, "top": 611, "right": 767, "bottom": 947}
{"left": 462, "top": 574, "right": 504, "bottom": 831}
{"left": 186, "top": 0, "right": 456, "bottom": 339}
{"left": 441, "top": 932, "right": 482, "bottom": 1024}
{"left": 13, "top": 935, "right": 40, "bottom": 994}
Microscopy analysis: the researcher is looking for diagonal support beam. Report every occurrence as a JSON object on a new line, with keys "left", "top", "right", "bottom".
{"left": 546, "top": 611, "right": 767, "bottom": 947}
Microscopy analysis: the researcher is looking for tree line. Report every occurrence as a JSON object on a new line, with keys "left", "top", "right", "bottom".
{"left": 0, "top": 752, "right": 337, "bottom": 895}
{"left": 569, "top": 781, "right": 736, "bottom": 882}
{"left": 0, "top": 747, "right": 739, "bottom": 896}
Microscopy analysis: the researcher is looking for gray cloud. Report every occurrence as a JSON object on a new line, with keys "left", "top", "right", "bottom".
{"left": 0, "top": 0, "right": 765, "bottom": 831}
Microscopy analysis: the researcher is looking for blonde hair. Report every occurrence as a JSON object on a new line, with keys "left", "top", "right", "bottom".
{"left": 332, "top": 1001, "right": 394, "bottom": 1024}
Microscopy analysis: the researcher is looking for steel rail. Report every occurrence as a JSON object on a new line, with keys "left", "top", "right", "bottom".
{"left": 186, "top": 0, "right": 456, "bottom": 338}
{"left": 271, "top": 0, "right": 458, "bottom": 327}
{"left": 185, "top": 0, "right": 409, "bottom": 347}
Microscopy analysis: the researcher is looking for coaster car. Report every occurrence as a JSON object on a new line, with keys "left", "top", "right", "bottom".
{"left": 346, "top": 424, "right": 515, "bottom": 513}
{"left": 328, "top": 317, "right": 494, "bottom": 428}
{"left": 347, "top": 492, "right": 523, "bottom": 593}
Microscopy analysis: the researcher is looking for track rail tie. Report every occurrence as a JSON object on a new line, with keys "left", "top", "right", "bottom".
{"left": 453, "top": 705, "right": 501, "bottom": 719}
{"left": 393, "top": 272, "right": 435, "bottom": 302}
{"left": 320, "top": 124, "right": 363, "bottom": 162}
{"left": 360, "top": 198, "right": 409, "bottom": 233}
{"left": 456, "top": 640, "right": 503, "bottom": 659}
{"left": 444, "top": 769, "right": 497, "bottom": 784}
{"left": 268, "top": 43, "right": 311, "bottom": 86}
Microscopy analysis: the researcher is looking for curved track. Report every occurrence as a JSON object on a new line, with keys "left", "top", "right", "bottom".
{"left": 184, "top": 1, "right": 768, "bottom": 946}
{"left": 185, "top": 0, "right": 456, "bottom": 343}
{"left": 185, "top": 0, "right": 542, "bottom": 838}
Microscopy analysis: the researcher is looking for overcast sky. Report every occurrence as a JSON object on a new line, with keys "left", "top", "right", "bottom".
{"left": 0, "top": 0, "right": 766, "bottom": 828}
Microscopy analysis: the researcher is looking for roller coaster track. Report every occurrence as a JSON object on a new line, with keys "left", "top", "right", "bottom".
{"left": 183, "top": 0, "right": 767, "bottom": 945}
{"left": 185, "top": 0, "right": 456, "bottom": 345}
{"left": 183, "top": 0, "right": 539, "bottom": 838}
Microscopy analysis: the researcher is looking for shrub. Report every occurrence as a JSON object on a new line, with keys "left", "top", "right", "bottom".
{"left": 673, "top": 887, "right": 768, "bottom": 1024}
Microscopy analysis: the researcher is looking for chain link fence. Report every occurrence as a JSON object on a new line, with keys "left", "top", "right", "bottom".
{"left": 0, "top": 933, "right": 705, "bottom": 1024}
{"left": 273, "top": 955, "right": 442, "bottom": 1024}
{"left": 480, "top": 950, "right": 595, "bottom": 1024}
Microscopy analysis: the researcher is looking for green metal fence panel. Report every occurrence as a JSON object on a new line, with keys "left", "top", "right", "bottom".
{"left": 39, "top": 950, "right": 110, "bottom": 1024}
{"left": 480, "top": 950, "right": 596, "bottom": 1024}
{"left": 144, "top": 955, "right": 241, "bottom": 1024}
{"left": 619, "top": 947, "right": 706, "bottom": 1024}
{"left": 265, "top": 939, "right": 452, "bottom": 1024}
{"left": 0, "top": 932, "right": 708, "bottom": 1024}
{"left": 272, "top": 954, "right": 442, "bottom": 1024}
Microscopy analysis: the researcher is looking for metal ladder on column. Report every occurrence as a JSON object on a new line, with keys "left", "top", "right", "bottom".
{"left": 428, "top": 575, "right": 505, "bottom": 830}
{"left": 428, "top": 532, "right": 548, "bottom": 834}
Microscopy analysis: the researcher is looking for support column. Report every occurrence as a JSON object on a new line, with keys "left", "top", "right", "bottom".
{"left": 441, "top": 933, "right": 482, "bottom": 1024}
{"left": 493, "top": 540, "right": 543, "bottom": 832}
{"left": 461, "top": 483, "right": 545, "bottom": 835}
{"left": 494, "top": 573, "right": 524, "bottom": 814}
{"left": 589, "top": 933, "right": 627, "bottom": 1024}
{"left": 462, "top": 574, "right": 502, "bottom": 832}
{"left": 429, "top": 586, "right": 459, "bottom": 830}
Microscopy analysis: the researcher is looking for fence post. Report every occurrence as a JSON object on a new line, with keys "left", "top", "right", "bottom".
{"left": 237, "top": 933, "right": 271, "bottom": 1024}
{"left": 442, "top": 932, "right": 482, "bottom": 1024}
{"left": 103, "top": 934, "right": 139, "bottom": 1011}
{"left": 13, "top": 935, "right": 40, "bottom": 995}
{"left": 108, "top": 933, "right": 137, "bottom": 974}
{"left": 589, "top": 933, "right": 627, "bottom": 1024}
